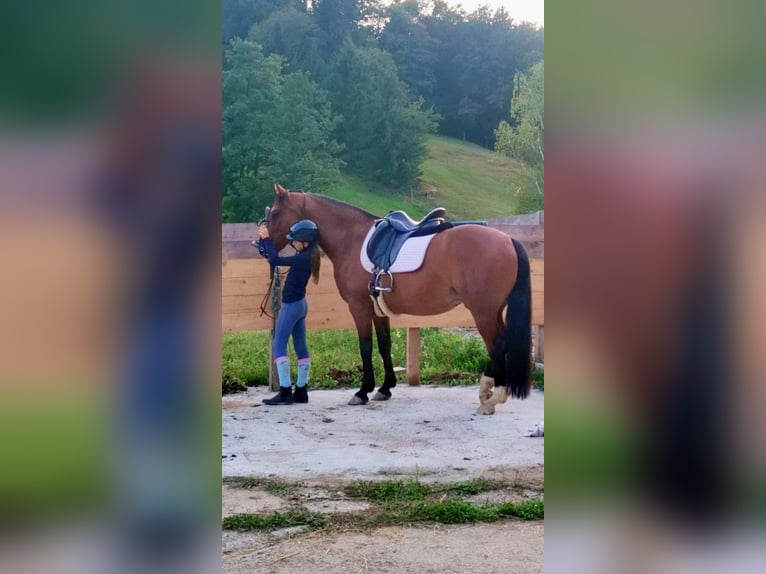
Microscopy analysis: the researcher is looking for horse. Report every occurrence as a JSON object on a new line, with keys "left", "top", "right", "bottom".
{"left": 264, "top": 183, "right": 532, "bottom": 414}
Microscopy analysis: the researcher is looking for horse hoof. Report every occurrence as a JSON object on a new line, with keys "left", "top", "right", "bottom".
{"left": 475, "top": 404, "right": 496, "bottom": 415}
{"left": 348, "top": 396, "right": 367, "bottom": 406}
{"left": 372, "top": 391, "right": 391, "bottom": 401}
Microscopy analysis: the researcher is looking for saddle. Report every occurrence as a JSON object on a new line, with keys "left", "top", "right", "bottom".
{"left": 367, "top": 208, "right": 449, "bottom": 272}
{"left": 365, "top": 208, "right": 489, "bottom": 317}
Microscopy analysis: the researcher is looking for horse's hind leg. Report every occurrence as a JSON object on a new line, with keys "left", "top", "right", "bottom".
{"left": 372, "top": 315, "right": 397, "bottom": 401}
{"left": 472, "top": 310, "right": 507, "bottom": 415}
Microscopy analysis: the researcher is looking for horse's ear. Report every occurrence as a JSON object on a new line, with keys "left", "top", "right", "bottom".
{"left": 274, "top": 183, "right": 288, "bottom": 197}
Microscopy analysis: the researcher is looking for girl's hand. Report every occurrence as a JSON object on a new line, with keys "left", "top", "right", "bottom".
{"left": 258, "top": 225, "right": 270, "bottom": 239}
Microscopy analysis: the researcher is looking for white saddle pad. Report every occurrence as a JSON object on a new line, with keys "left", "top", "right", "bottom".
{"left": 360, "top": 223, "right": 438, "bottom": 273}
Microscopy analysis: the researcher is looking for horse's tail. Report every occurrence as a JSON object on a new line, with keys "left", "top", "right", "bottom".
{"left": 504, "top": 238, "right": 532, "bottom": 399}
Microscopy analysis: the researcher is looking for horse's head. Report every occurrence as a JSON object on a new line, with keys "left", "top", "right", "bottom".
{"left": 267, "top": 183, "right": 307, "bottom": 251}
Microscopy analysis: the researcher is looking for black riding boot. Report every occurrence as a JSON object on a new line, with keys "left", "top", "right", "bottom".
{"left": 293, "top": 385, "right": 308, "bottom": 404}
{"left": 263, "top": 386, "right": 294, "bottom": 405}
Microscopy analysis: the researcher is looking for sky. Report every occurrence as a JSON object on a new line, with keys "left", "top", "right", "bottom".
{"left": 444, "top": 0, "right": 544, "bottom": 26}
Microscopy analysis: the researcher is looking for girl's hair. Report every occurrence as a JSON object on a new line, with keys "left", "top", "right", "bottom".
{"left": 310, "top": 243, "right": 321, "bottom": 284}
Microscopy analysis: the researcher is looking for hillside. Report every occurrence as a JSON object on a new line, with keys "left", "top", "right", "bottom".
{"left": 326, "top": 136, "right": 537, "bottom": 220}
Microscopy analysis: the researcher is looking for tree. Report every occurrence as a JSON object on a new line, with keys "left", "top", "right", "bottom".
{"left": 249, "top": 7, "right": 326, "bottom": 79}
{"left": 414, "top": 6, "right": 543, "bottom": 147}
{"left": 312, "top": 0, "right": 381, "bottom": 55}
{"left": 495, "top": 60, "right": 544, "bottom": 203}
{"left": 223, "top": 0, "right": 306, "bottom": 44}
{"left": 222, "top": 40, "right": 342, "bottom": 222}
{"left": 379, "top": 1, "right": 439, "bottom": 99}
{"left": 328, "top": 41, "right": 437, "bottom": 189}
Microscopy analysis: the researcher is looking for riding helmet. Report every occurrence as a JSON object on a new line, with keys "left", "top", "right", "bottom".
{"left": 286, "top": 219, "right": 318, "bottom": 244}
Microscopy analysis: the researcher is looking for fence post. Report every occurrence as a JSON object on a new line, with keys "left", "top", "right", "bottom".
{"left": 268, "top": 269, "right": 283, "bottom": 391}
{"left": 406, "top": 327, "right": 420, "bottom": 385}
{"left": 534, "top": 326, "right": 544, "bottom": 363}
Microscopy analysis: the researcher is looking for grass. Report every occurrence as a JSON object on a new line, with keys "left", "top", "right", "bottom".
{"left": 446, "top": 479, "right": 503, "bottom": 496}
{"left": 224, "top": 510, "right": 327, "bottom": 531}
{"left": 223, "top": 498, "right": 544, "bottom": 532}
{"left": 420, "top": 136, "right": 536, "bottom": 219}
{"left": 345, "top": 477, "right": 503, "bottom": 501}
{"left": 221, "top": 373, "right": 247, "bottom": 395}
{"left": 222, "top": 328, "right": 544, "bottom": 395}
{"left": 222, "top": 328, "right": 490, "bottom": 392}
{"left": 326, "top": 135, "right": 539, "bottom": 221}
{"left": 224, "top": 476, "right": 298, "bottom": 496}
{"left": 345, "top": 477, "right": 430, "bottom": 501}
{"left": 222, "top": 331, "right": 270, "bottom": 387}
{"left": 326, "top": 174, "right": 431, "bottom": 219}
{"left": 223, "top": 476, "right": 544, "bottom": 532}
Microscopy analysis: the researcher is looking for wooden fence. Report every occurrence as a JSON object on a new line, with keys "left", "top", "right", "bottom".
{"left": 223, "top": 221, "right": 544, "bottom": 385}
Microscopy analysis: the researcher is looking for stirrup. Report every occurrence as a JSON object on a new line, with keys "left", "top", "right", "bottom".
{"left": 372, "top": 269, "right": 393, "bottom": 293}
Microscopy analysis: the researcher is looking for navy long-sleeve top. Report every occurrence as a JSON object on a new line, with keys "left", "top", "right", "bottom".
{"left": 260, "top": 238, "right": 313, "bottom": 303}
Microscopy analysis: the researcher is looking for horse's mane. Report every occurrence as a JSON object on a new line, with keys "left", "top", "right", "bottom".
{"left": 304, "top": 192, "right": 378, "bottom": 220}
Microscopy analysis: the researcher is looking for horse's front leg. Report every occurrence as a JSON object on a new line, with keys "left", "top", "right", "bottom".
{"left": 348, "top": 299, "right": 375, "bottom": 406}
{"left": 372, "top": 315, "right": 397, "bottom": 401}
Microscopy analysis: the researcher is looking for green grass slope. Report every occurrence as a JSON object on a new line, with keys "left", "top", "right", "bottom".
{"left": 420, "top": 136, "right": 533, "bottom": 219}
{"left": 325, "top": 135, "right": 535, "bottom": 220}
{"left": 325, "top": 174, "right": 431, "bottom": 219}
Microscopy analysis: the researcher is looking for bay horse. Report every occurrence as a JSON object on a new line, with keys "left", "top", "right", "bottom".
{"left": 264, "top": 184, "right": 531, "bottom": 414}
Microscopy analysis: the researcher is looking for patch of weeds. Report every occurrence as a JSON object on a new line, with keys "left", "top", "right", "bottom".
{"left": 410, "top": 500, "right": 498, "bottom": 524}
{"left": 223, "top": 511, "right": 327, "bottom": 531}
{"left": 224, "top": 477, "right": 298, "bottom": 496}
{"left": 532, "top": 366, "right": 544, "bottom": 390}
{"left": 346, "top": 478, "right": 430, "bottom": 501}
{"left": 409, "top": 498, "right": 544, "bottom": 525}
{"left": 222, "top": 374, "right": 247, "bottom": 395}
{"left": 263, "top": 481, "right": 297, "bottom": 496}
{"left": 444, "top": 479, "right": 502, "bottom": 496}
{"left": 222, "top": 473, "right": 544, "bottom": 534}
{"left": 496, "top": 498, "right": 544, "bottom": 520}
{"left": 222, "top": 499, "right": 544, "bottom": 532}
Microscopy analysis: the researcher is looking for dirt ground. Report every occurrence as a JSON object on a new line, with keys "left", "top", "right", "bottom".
{"left": 222, "top": 467, "right": 544, "bottom": 574}
{"left": 223, "top": 521, "right": 544, "bottom": 574}
{"left": 222, "top": 385, "right": 544, "bottom": 573}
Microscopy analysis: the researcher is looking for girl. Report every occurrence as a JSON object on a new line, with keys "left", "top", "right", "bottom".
{"left": 256, "top": 220, "right": 320, "bottom": 405}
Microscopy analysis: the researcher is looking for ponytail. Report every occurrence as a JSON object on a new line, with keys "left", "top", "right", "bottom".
{"left": 310, "top": 243, "right": 321, "bottom": 284}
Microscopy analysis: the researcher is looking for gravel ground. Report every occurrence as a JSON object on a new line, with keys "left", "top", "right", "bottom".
{"left": 222, "top": 385, "right": 544, "bottom": 480}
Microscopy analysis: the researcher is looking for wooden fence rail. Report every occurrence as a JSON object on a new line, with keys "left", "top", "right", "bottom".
{"left": 223, "top": 256, "right": 544, "bottom": 331}
{"left": 222, "top": 255, "right": 544, "bottom": 386}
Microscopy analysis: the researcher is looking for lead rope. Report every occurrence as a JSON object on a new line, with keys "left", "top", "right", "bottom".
{"left": 259, "top": 267, "right": 284, "bottom": 319}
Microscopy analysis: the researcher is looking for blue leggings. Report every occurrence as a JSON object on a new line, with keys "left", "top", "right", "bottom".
{"left": 273, "top": 299, "right": 309, "bottom": 360}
